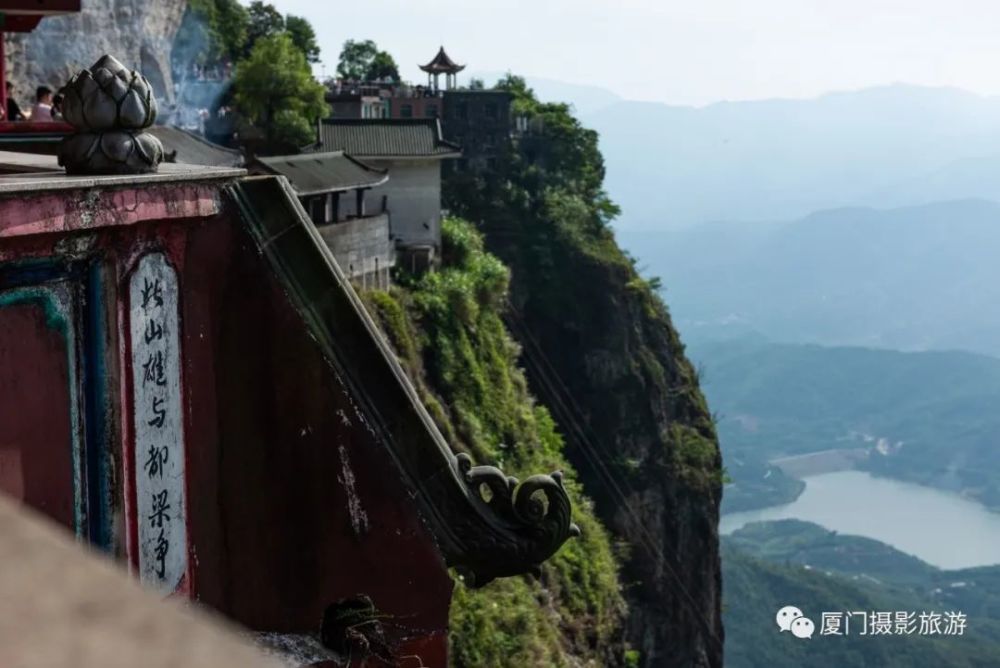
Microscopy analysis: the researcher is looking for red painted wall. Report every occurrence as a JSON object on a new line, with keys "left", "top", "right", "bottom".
{"left": 0, "top": 182, "right": 452, "bottom": 666}
{"left": 0, "top": 301, "right": 76, "bottom": 530}
{"left": 177, "top": 215, "right": 453, "bottom": 647}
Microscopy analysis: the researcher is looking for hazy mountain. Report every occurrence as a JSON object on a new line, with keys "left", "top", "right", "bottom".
{"left": 618, "top": 199, "right": 1000, "bottom": 357}
{"left": 582, "top": 84, "right": 1000, "bottom": 228}
{"left": 860, "top": 153, "right": 1000, "bottom": 208}
{"left": 691, "top": 338, "right": 1000, "bottom": 511}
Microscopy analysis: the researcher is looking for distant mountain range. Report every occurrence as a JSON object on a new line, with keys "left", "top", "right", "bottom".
{"left": 618, "top": 199, "right": 1000, "bottom": 357}
{"left": 582, "top": 84, "right": 1000, "bottom": 228}
{"left": 467, "top": 79, "right": 1000, "bottom": 228}
{"left": 468, "top": 79, "right": 1000, "bottom": 228}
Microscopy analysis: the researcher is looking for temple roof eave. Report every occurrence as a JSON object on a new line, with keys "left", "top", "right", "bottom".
{"left": 419, "top": 63, "right": 466, "bottom": 75}
{"left": 418, "top": 47, "right": 465, "bottom": 75}
{"left": 229, "top": 176, "right": 580, "bottom": 589}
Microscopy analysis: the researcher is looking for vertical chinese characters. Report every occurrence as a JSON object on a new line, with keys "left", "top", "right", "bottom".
{"left": 130, "top": 254, "right": 187, "bottom": 593}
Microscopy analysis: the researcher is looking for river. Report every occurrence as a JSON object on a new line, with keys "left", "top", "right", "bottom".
{"left": 720, "top": 470, "right": 1000, "bottom": 569}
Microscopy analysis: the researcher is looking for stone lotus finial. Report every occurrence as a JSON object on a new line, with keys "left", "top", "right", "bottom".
{"left": 58, "top": 55, "right": 164, "bottom": 175}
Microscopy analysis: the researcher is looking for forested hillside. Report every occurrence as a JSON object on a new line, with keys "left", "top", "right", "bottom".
{"left": 692, "top": 339, "right": 1000, "bottom": 511}
{"left": 724, "top": 520, "right": 1000, "bottom": 667}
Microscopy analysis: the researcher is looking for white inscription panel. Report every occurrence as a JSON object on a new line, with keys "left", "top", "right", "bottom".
{"left": 130, "top": 253, "right": 187, "bottom": 592}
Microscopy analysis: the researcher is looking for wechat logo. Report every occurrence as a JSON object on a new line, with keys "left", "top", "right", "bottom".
{"left": 776, "top": 605, "right": 815, "bottom": 639}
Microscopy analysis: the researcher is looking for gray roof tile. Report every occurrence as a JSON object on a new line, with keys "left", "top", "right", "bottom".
{"left": 253, "top": 151, "right": 387, "bottom": 195}
{"left": 149, "top": 126, "right": 243, "bottom": 167}
{"left": 317, "top": 119, "right": 461, "bottom": 159}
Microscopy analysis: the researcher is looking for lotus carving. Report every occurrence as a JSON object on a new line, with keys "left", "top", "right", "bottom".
{"left": 61, "top": 55, "right": 157, "bottom": 131}
{"left": 58, "top": 54, "right": 163, "bottom": 175}
{"left": 60, "top": 131, "right": 163, "bottom": 175}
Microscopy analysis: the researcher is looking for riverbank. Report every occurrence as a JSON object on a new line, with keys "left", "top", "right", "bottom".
{"left": 721, "top": 470, "right": 1000, "bottom": 569}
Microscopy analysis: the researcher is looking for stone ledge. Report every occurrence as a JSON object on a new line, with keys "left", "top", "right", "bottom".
{"left": 0, "top": 151, "right": 244, "bottom": 194}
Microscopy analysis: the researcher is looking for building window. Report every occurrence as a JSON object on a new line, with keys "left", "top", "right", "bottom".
{"left": 456, "top": 101, "right": 469, "bottom": 120}
{"left": 401, "top": 104, "right": 413, "bottom": 118}
{"left": 485, "top": 102, "right": 498, "bottom": 119}
{"left": 425, "top": 104, "right": 439, "bottom": 118}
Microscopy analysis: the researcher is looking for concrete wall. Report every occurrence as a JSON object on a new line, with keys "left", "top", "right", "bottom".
{"left": 317, "top": 213, "right": 394, "bottom": 290}
{"left": 341, "top": 159, "right": 443, "bottom": 251}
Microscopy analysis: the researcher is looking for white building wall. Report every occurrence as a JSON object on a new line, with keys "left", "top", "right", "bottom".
{"left": 340, "top": 158, "right": 443, "bottom": 251}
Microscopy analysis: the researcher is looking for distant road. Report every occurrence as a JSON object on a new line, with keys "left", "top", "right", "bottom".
{"left": 770, "top": 448, "right": 870, "bottom": 478}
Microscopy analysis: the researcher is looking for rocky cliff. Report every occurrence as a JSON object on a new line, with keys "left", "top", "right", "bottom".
{"left": 5, "top": 0, "right": 186, "bottom": 104}
{"left": 501, "top": 228, "right": 724, "bottom": 667}
{"left": 444, "top": 79, "right": 724, "bottom": 667}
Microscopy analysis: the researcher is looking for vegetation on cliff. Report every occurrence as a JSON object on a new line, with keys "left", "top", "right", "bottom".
{"left": 364, "top": 218, "right": 625, "bottom": 666}
{"left": 441, "top": 76, "right": 724, "bottom": 666}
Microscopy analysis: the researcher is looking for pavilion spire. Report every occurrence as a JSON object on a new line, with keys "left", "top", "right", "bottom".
{"left": 419, "top": 46, "right": 465, "bottom": 91}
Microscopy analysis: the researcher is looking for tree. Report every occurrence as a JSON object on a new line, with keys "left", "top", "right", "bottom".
{"left": 366, "top": 51, "right": 399, "bottom": 82}
{"left": 245, "top": 1, "right": 285, "bottom": 55}
{"left": 214, "top": 0, "right": 250, "bottom": 62}
{"left": 173, "top": 0, "right": 249, "bottom": 69}
{"left": 336, "top": 40, "right": 399, "bottom": 82}
{"left": 233, "top": 33, "right": 329, "bottom": 154}
{"left": 285, "top": 15, "right": 321, "bottom": 64}
{"left": 336, "top": 39, "right": 378, "bottom": 81}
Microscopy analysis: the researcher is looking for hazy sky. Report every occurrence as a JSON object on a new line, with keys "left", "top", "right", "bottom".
{"left": 263, "top": 0, "right": 1000, "bottom": 106}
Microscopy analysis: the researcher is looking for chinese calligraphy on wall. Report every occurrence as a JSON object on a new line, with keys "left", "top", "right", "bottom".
{"left": 130, "top": 253, "right": 187, "bottom": 592}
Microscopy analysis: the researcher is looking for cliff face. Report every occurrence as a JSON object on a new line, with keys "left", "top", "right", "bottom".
{"left": 502, "top": 229, "right": 724, "bottom": 667}
{"left": 5, "top": 0, "right": 186, "bottom": 103}
{"left": 443, "top": 81, "right": 724, "bottom": 667}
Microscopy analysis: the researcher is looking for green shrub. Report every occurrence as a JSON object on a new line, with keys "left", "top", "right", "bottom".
{"left": 363, "top": 218, "right": 625, "bottom": 666}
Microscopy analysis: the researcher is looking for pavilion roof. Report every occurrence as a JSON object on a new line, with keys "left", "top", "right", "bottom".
{"left": 419, "top": 47, "right": 465, "bottom": 75}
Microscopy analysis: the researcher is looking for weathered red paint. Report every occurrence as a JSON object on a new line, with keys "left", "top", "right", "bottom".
{"left": 0, "top": 0, "right": 81, "bottom": 15}
{"left": 0, "top": 184, "right": 222, "bottom": 238}
{"left": 0, "top": 175, "right": 453, "bottom": 665}
{"left": 177, "top": 214, "right": 453, "bottom": 640}
{"left": 0, "top": 121, "right": 74, "bottom": 133}
{"left": 0, "top": 301, "right": 75, "bottom": 530}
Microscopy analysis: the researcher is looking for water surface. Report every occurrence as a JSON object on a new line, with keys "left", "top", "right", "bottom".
{"left": 721, "top": 470, "right": 1000, "bottom": 569}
